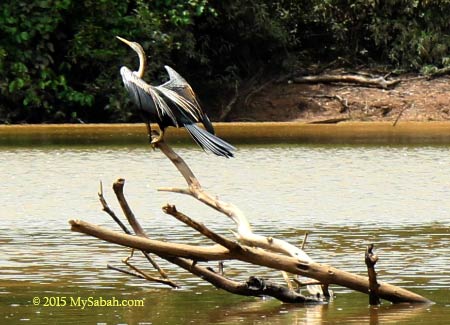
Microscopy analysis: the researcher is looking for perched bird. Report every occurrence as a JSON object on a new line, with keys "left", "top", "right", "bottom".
{"left": 116, "top": 36, "right": 235, "bottom": 158}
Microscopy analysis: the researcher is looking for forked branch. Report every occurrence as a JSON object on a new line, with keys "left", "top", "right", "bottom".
{"left": 96, "top": 174, "right": 318, "bottom": 303}
{"left": 69, "top": 137, "right": 431, "bottom": 305}
{"left": 70, "top": 218, "right": 430, "bottom": 303}
{"left": 155, "top": 139, "right": 314, "bottom": 263}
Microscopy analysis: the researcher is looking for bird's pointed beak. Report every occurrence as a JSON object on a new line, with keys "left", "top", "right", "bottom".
{"left": 116, "top": 36, "right": 133, "bottom": 47}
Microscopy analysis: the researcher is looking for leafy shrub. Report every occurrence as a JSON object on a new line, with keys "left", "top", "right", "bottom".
{"left": 1, "top": 0, "right": 449, "bottom": 123}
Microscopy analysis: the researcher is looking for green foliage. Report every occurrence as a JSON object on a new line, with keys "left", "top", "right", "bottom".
{"left": 292, "top": 0, "right": 450, "bottom": 69}
{"left": 0, "top": 0, "right": 211, "bottom": 123}
{"left": 0, "top": 0, "right": 449, "bottom": 123}
{"left": 0, "top": 0, "right": 93, "bottom": 122}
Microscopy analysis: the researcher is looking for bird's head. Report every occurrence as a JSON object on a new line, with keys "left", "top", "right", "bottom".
{"left": 116, "top": 36, "right": 147, "bottom": 78}
{"left": 116, "top": 36, "right": 144, "bottom": 55}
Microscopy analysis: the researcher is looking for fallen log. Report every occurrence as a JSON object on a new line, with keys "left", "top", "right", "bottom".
{"left": 70, "top": 218, "right": 430, "bottom": 303}
{"left": 291, "top": 74, "right": 400, "bottom": 89}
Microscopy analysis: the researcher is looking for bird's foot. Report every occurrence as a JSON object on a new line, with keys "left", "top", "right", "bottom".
{"left": 150, "top": 130, "right": 164, "bottom": 148}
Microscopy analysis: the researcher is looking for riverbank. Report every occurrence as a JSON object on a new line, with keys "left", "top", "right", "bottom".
{"left": 2, "top": 121, "right": 450, "bottom": 145}
{"left": 227, "top": 75, "right": 450, "bottom": 124}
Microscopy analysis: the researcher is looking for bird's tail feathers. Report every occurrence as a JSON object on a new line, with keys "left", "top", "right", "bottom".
{"left": 184, "top": 124, "right": 235, "bottom": 158}
{"left": 201, "top": 113, "right": 215, "bottom": 135}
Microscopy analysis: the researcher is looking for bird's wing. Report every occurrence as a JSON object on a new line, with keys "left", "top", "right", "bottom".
{"left": 154, "top": 85, "right": 202, "bottom": 122}
{"left": 158, "top": 65, "right": 204, "bottom": 120}
{"left": 120, "top": 66, "right": 177, "bottom": 126}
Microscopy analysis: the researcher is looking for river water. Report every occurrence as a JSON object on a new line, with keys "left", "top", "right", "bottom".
{"left": 1, "top": 142, "right": 449, "bottom": 324}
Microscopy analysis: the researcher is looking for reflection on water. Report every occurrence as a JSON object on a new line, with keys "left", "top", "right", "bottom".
{"left": 1, "top": 144, "right": 449, "bottom": 324}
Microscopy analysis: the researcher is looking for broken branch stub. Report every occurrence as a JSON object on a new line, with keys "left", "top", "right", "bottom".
{"left": 365, "top": 244, "right": 381, "bottom": 305}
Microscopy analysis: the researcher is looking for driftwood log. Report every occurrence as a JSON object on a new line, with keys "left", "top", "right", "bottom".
{"left": 290, "top": 74, "right": 400, "bottom": 89}
{"left": 69, "top": 137, "right": 431, "bottom": 305}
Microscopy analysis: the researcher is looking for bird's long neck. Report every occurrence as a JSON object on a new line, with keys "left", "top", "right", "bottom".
{"left": 136, "top": 50, "right": 147, "bottom": 78}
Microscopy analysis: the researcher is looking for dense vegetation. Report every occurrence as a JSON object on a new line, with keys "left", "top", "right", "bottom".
{"left": 1, "top": 0, "right": 450, "bottom": 123}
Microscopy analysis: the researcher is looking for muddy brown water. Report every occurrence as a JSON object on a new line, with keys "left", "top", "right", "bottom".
{"left": 1, "top": 123, "right": 449, "bottom": 324}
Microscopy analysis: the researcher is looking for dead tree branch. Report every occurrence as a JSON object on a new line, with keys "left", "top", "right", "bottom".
{"left": 112, "top": 178, "right": 147, "bottom": 237}
{"left": 97, "top": 175, "right": 320, "bottom": 303}
{"left": 69, "top": 138, "right": 431, "bottom": 305}
{"left": 107, "top": 264, "right": 147, "bottom": 280}
{"left": 219, "top": 80, "right": 239, "bottom": 121}
{"left": 154, "top": 139, "right": 314, "bottom": 263}
{"left": 292, "top": 74, "right": 400, "bottom": 89}
{"left": 98, "top": 181, "right": 129, "bottom": 234}
{"left": 154, "top": 137, "right": 323, "bottom": 295}
{"left": 162, "top": 204, "right": 242, "bottom": 251}
{"left": 106, "top": 178, "right": 169, "bottom": 280}
{"left": 365, "top": 244, "right": 381, "bottom": 305}
{"left": 70, "top": 219, "right": 431, "bottom": 304}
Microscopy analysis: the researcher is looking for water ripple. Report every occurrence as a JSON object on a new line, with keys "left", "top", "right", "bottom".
{"left": 1, "top": 145, "right": 449, "bottom": 295}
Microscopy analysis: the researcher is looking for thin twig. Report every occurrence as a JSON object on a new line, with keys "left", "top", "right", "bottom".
{"left": 301, "top": 232, "right": 309, "bottom": 250}
{"left": 220, "top": 80, "right": 239, "bottom": 121}
{"left": 98, "top": 181, "right": 131, "bottom": 234}
{"left": 103, "top": 179, "right": 169, "bottom": 280}
{"left": 107, "top": 264, "right": 147, "bottom": 280}
{"left": 122, "top": 257, "right": 179, "bottom": 288}
{"left": 393, "top": 103, "right": 413, "bottom": 126}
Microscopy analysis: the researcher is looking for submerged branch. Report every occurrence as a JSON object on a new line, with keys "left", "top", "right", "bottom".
{"left": 70, "top": 219, "right": 431, "bottom": 304}
{"left": 365, "top": 244, "right": 381, "bottom": 305}
{"left": 69, "top": 136, "right": 431, "bottom": 305}
{"left": 100, "top": 180, "right": 169, "bottom": 280}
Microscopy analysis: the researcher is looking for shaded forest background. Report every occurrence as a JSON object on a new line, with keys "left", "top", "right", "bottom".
{"left": 1, "top": 0, "right": 450, "bottom": 123}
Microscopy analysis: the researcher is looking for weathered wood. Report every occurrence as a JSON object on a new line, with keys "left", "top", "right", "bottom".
{"left": 365, "top": 244, "right": 381, "bottom": 305}
{"left": 164, "top": 256, "right": 318, "bottom": 303}
{"left": 105, "top": 182, "right": 315, "bottom": 302}
{"left": 155, "top": 139, "right": 314, "bottom": 262}
{"left": 162, "top": 204, "right": 242, "bottom": 251}
{"left": 292, "top": 74, "right": 400, "bottom": 89}
{"left": 98, "top": 181, "right": 130, "bottom": 234}
{"left": 110, "top": 178, "right": 168, "bottom": 280}
{"left": 155, "top": 137, "right": 324, "bottom": 295}
{"left": 98, "top": 193, "right": 320, "bottom": 303}
{"left": 112, "top": 178, "right": 147, "bottom": 237}
{"left": 70, "top": 219, "right": 431, "bottom": 304}
{"left": 70, "top": 137, "right": 431, "bottom": 305}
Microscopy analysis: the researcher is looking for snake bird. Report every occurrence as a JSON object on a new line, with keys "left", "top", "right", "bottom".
{"left": 117, "top": 36, "right": 235, "bottom": 158}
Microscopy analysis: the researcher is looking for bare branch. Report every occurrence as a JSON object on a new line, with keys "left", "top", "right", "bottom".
{"left": 122, "top": 256, "right": 179, "bottom": 288}
{"left": 112, "top": 178, "right": 147, "bottom": 237}
{"left": 107, "top": 264, "right": 147, "bottom": 280}
{"left": 102, "top": 179, "right": 169, "bottom": 280}
{"left": 162, "top": 204, "right": 242, "bottom": 251}
{"left": 98, "top": 181, "right": 130, "bottom": 234}
{"left": 69, "top": 219, "right": 431, "bottom": 304}
{"left": 365, "top": 244, "right": 380, "bottom": 305}
{"left": 154, "top": 138, "right": 313, "bottom": 261}
{"left": 292, "top": 74, "right": 401, "bottom": 89}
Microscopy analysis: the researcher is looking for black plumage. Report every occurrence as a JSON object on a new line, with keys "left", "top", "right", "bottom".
{"left": 117, "top": 37, "right": 235, "bottom": 158}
